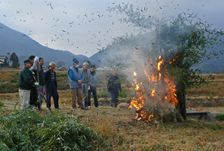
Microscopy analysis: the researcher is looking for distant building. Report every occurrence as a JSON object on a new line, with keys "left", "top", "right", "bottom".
{"left": 0, "top": 55, "right": 9, "bottom": 67}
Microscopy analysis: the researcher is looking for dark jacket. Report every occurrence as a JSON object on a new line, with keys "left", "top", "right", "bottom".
{"left": 19, "top": 67, "right": 35, "bottom": 90}
{"left": 90, "top": 72, "right": 97, "bottom": 88}
{"left": 45, "top": 69, "right": 57, "bottom": 89}
{"left": 39, "top": 66, "right": 45, "bottom": 86}
{"left": 107, "top": 75, "right": 121, "bottom": 94}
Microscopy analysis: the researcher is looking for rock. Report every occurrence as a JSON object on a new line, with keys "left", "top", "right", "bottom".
{"left": 117, "top": 103, "right": 129, "bottom": 109}
{"left": 187, "top": 111, "right": 215, "bottom": 121}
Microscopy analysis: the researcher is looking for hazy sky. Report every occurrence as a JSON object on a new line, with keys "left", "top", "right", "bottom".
{"left": 0, "top": 0, "right": 224, "bottom": 57}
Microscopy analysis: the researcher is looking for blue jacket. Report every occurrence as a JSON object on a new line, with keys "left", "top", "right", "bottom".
{"left": 68, "top": 67, "right": 82, "bottom": 89}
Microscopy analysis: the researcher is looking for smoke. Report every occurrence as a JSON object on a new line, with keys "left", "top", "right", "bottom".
{"left": 93, "top": 4, "right": 193, "bottom": 119}
{"left": 92, "top": 2, "right": 224, "bottom": 121}
{"left": 96, "top": 3, "right": 181, "bottom": 72}
{"left": 93, "top": 26, "right": 178, "bottom": 116}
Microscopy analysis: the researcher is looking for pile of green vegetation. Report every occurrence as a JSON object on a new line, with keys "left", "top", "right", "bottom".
{"left": 0, "top": 110, "right": 106, "bottom": 151}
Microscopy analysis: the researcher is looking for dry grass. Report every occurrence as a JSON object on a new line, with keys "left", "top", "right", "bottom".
{"left": 1, "top": 91, "right": 224, "bottom": 151}
{"left": 1, "top": 69, "right": 224, "bottom": 150}
{"left": 1, "top": 69, "right": 224, "bottom": 97}
{"left": 0, "top": 70, "right": 19, "bottom": 81}
{"left": 187, "top": 74, "right": 224, "bottom": 97}
{"left": 187, "top": 81, "right": 224, "bottom": 97}
{"left": 70, "top": 107, "right": 224, "bottom": 151}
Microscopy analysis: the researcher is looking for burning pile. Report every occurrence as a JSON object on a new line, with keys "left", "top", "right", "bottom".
{"left": 129, "top": 56, "right": 178, "bottom": 122}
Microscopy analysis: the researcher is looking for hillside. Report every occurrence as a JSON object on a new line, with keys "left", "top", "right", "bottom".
{"left": 0, "top": 23, "right": 88, "bottom": 67}
{"left": 1, "top": 22, "right": 223, "bottom": 72}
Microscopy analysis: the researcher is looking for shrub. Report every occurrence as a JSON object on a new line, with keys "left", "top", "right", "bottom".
{"left": 0, "top": 102, "right": 3, "bottom": 108}
{"left": 119, "top": 89, "right": 127, "bottom": 98}
{"left": 0, "top": 110, "right": 106, "bottom": 151}
{"left": 97, "top": 90, "right": 108, "bottom": 98}
{"left": 216, "top": 114, "right": 224, "bottom": 121}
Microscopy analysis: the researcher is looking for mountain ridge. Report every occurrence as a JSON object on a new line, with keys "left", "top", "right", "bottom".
{"left": 0, "top": 22, "right": 88, "bottom": 67}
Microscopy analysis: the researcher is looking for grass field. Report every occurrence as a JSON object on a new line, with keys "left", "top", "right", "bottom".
{"left": 1, "top": 69, "right": 224, "bottom": 150}
{"left": 1, "top": 69, "right": 224, "bottom": 96}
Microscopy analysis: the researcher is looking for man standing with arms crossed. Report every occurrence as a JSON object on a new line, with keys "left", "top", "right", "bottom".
{"left": 68, "top": 58, "right": 84, "bottom": 109}
{"left": 45, "top": 62, "right": 59, "bottom": 110}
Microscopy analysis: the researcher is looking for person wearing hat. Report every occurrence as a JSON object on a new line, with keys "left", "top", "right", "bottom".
{"left": 45, "top": 62, "right": 59, "bottom": 110}
{"left": 37, "top": 57, "right": 46, "bottom": 110}
{"left": 88, "top": 65, "right": 99, "bottom": 107}
{"left": 68, "top": 58, "right": 83, "bottom": 109}
{"left": 81, "top": 61, "right": 91, "bottom": 109}
{"left": 107, "top": 69, "right": 122, "bottom": 107}
{"left": 19, "top": 59, "right": 35, "bottom": 109}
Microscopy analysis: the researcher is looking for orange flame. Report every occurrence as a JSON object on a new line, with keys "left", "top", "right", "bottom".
{"left": 151, "top": 89, "right": 156, "bottom": 97}
{"left": 129, "top": 73, "right": 154, "bottom": 121}
{"left": 157, "top": 56, "right": 164, "bottom": 71}
{"left": 164, "top": 78, "right": 178, "bottom": 107}
{"left": 129, "top": 55, "right": 179, "bottom": 122}
{"left": 135, "top": 84, "right": 140, "bottom": 91}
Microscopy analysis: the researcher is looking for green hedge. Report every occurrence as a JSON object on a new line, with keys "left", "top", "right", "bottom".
{"left": 0, "top": 110, "right": 106, "bottom": 151}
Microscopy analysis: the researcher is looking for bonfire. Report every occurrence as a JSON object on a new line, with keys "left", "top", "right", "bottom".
{"left": 129, "top": 56, "right": 178, "bottom": 122}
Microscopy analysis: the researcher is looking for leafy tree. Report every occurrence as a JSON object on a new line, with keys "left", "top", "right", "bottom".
{"left": 110, "top": 4, "right": 224, "bottom": 120}
{"left": 156, "top": 15, "right": 224, "bottom": 119}
{"left": 9, "top": 52, "right": 19, "bottom": 68}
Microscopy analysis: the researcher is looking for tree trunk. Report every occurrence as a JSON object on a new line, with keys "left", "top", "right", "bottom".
{"left": 176, "top": 82, "right": 187, "bottom": 120}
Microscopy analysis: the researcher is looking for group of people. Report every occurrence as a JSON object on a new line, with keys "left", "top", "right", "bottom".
{"left": 67, "top": 58, "right": 99, "bottom": 109}
{"left": 19, "top": 56, "right": 58, "bottom": 111}
{"left": 19, "top": 56, "right": 122, "bottom": 111}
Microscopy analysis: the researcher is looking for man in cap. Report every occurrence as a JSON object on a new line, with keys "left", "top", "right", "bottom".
{"left": 28, "top": 55, "right": 35, "bottom": 66}
{"left": 107, "top": 69, "right": 121, "bottom": 107}
{"left": 81, "top": 61, "right": 91, "bottom": 109}
{"left": 88, "top": 65, "right": 98, "bottom": 107}
{"left": 67, "top": 58, "right": 83, "bottom": 109}
{"left": 37, "top": 57, "right": 46, "bottom": 110}
{"left": 45, "top": 62, "right": 59, "bottom": 110}
{"left": 19, "top": 59, "right": 35, "bottom": 109}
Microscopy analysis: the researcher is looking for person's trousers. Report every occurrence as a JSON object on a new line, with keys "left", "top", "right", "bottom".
{"left": 37, "top": 85, "right": 46, "bottom": 110}
{"left": 19, "top": 89, "right": 30, "bottom": 109}
{"left": 88, "top": 86, "right": 98, "bottom": 107}
{"left": 46, "top": 86, "right": 59, "bottom": 109}
{"left": 30, "top": 87, "right": 38, "bottom": 107}
{"left": 82, "top": 84, "right": 89, "bottom": 107}
{"left": 110, "top": 92, "right": 119, "bottom": 107}
{"left": 71, "top": 88, "right": 83, "bottom": 108}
